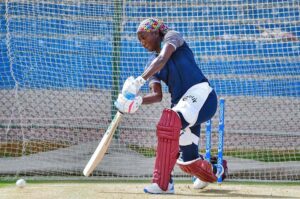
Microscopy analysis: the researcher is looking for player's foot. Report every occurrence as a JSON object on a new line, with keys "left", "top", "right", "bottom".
{"left": 191, "top": 158, "right": 228, "bottom": 189}
{"left": 143, "top": 182, "right": 174, "bottom": 194}
{"left": 192, "top": 176, "right": 209, "bottom": 189}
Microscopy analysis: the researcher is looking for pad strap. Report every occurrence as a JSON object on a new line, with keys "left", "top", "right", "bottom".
{"left": 152, "top": 109, "right": 181, "bottom": 191}
{"left": 177, "top": 159, "right": 217, "bottom": 183}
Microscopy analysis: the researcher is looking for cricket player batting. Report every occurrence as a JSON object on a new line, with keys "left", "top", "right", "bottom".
{"left": 114, "top": 18, "right": 228, "bottom": 194}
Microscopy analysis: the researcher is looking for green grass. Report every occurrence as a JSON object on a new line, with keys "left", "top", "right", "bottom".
{"left": 1, "top": 142, "right": 299, "bottom": 162}
{"left": 128, "top": 144, "right": 156, "bottom": 158}
{"left": 128, "top": 144, "right": 300, "bottom": 162}
{"left": 0, "top": 141, "right": 70, "bottom": 157}
{"left": 0, "top": 183, "right": 9, "bottom": 188}
{"left": 224, "top": 149, "right": 300, "bottom": 162}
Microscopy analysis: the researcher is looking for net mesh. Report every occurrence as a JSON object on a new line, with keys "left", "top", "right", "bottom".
{"left": 0, "top": 0, "right": 299, "bottom": 181}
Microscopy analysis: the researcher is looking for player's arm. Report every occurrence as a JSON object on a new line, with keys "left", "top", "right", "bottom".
{"left": 141, "top": 43, "right": 176, "bottom": 80}
{"left": 120, "top": 31, "right": 183, "bottom": 98}
{"left": 142, "top": 82, "right": 163, "bottom": 104}
{"left": 118, "top": 43, "right": 175, "bottom": 99}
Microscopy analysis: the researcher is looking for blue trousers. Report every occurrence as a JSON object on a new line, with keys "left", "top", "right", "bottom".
{"left": 177, "top": 89, "right": 217, "bottom": 162}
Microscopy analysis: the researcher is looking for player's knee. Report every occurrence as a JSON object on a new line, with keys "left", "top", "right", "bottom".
{"left": 156, "top": 109, "right": 181, "bottom": 140}
{"left": 179, "top": 128, "right": 199, "bottom": 146}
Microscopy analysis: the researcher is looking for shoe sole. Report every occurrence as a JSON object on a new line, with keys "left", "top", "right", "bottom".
{"left": 143, "top": 188, "right": 175, "bottom": 194}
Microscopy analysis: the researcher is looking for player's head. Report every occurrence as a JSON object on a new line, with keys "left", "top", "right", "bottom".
{"left": 137, "top": 18, "right": 169, "bottom": 35}
{"left": 137, "top": 18, "right": 169, "bottom": 52}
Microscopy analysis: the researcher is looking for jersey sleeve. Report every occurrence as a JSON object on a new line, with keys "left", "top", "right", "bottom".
{"left": 163, "top": 30, "right": 185, "bottom": 50}
{"left": 144, "top": 54, "right": 161, "bottom": 87}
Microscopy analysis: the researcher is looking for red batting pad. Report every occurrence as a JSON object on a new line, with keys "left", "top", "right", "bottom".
{"left": 152, "top": 109, "right": 181, "bottom": 191}
{"left": 178, "top": 159, "right": 217, "bottom": 183}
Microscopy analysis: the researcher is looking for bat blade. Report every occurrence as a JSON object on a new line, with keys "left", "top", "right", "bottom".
{"left": 83, "top": 111, "right": 123, "bottom": 177}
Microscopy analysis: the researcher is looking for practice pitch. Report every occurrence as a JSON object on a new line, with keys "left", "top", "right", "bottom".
{"left": 1, "top": 181, "right": 299, "bottom": 199}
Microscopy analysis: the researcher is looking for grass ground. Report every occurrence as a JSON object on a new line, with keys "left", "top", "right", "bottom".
{"left": 0, "top": 180, "right": 299, "bottom": 199}
{"left": 129, "top": 144, "right": 300, "bottom": 162}
{"left": 1, "top": 141, "right": 299, "bottom": 162}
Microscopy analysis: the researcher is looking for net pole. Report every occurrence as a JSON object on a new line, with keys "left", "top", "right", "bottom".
{"left": 111, "top": 0, "right": 123, "bottom": 139}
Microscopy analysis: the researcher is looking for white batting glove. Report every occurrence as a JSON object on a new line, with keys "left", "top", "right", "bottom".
{"left": 122, "top": 76, "right": 146, "bottom": 100}
{"left": 114, "top": 94, "right": 142, "bottom": 114}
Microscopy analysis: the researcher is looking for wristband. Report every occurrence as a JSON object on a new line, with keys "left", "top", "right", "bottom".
{"left": 135, "top": 76, "right": 146, "bottom": 87}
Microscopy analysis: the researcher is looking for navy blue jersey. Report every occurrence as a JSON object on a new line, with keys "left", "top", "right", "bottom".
{"left": 147, "top": 31, "right": 208, "bottom": 104}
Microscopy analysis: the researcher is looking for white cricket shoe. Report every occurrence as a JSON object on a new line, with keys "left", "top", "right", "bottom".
{"left": 192, "top": 176, "right": 209, "bottom": 189}
{"left": 143, "top": 182, "right": 174, "bottom": 194}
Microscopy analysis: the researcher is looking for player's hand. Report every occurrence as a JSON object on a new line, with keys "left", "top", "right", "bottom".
{"left": 122, "top": 76, "right": 146, "bottom": 100}
{"left": 114, "top": 94, "right": 142, "bottom": 114}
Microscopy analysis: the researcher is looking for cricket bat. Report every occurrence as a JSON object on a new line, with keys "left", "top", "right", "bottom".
{"left": 83, "top": 111, "right": 123, "bottom": 177}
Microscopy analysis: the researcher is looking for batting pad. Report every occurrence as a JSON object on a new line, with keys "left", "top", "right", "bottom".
{"left": 152, "top": 109, "right": 181, "bottom": 191}
{"left": 177, "top": 158, "right": 217, "bottom": 183}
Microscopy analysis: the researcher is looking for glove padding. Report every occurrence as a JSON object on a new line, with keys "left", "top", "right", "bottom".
{"left": 114, "top": 94, "right": 142, "bottom": 114}
{"left": 122, "top": 76, "right": 146, "bottom": 100}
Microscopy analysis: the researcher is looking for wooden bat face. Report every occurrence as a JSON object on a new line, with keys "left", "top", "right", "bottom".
{"left": 83, "top": 111, "right": 123, "bottom": 177}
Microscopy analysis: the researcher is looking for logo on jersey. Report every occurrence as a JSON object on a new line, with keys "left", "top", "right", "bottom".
{"left": 182, "top": 95, "right": 197, "bottom": 103}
